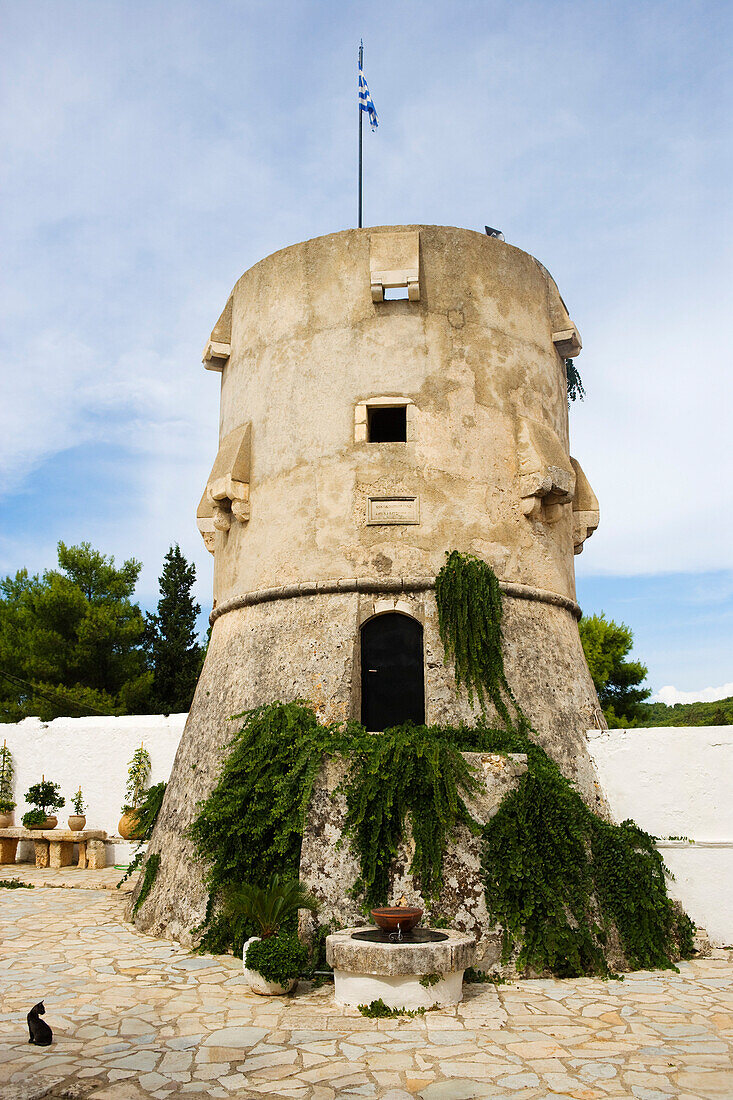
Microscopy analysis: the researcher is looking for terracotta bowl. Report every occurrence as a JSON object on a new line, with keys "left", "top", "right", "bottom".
{"left": 371, "top": 906, "right": 423, "bottom": 933}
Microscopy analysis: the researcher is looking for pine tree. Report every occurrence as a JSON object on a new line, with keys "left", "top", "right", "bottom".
{"left": 579, "top": 613, "right": 651, "bottom": 725}
{"left": 146, "top": 545, "right": 203, "bottom": 714}
{"left": 0, "top": 542, "right": 151, "bottom": 721}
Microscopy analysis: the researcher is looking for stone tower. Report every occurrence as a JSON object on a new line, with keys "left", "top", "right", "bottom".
{"left": 135, "top": 225, "right": 603, "bottom": 943}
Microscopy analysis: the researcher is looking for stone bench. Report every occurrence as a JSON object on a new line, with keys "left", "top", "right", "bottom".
{"left": 0, "top": 828, "right": 108, "bottom": 869}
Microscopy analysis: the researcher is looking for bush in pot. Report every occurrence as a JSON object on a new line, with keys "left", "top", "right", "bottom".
{"left": 0, "top": 798, "right": 16, "bottom": 829}
{"left": 244, "top": 933, "right": 309, "bottom": 993}
{"left": 119, "top": 744, "right": 151, "bottom": 839}
{"left": 0, "top": 742, "right": 15, "bottom": 827}
{"left": 22, "top": 779, "right": 65, "bottom": 830}
{"left": 224, "top": 874, "right": 318, "bottom": 995}
{"left": 68, "top": 787, "right": 87, "bottom": 831}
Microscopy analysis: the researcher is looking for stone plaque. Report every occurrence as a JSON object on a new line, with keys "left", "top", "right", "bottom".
{"left": 366, "top": 496, "right": 420, "bottom": 525}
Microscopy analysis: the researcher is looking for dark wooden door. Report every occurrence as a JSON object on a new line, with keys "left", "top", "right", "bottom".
{"left": 361, "top": 613, "right": 425, "bottom": 730}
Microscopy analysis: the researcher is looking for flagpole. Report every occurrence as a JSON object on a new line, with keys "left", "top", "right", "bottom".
{"left": 358, "top": 40, "right": 363, "bottom": 229}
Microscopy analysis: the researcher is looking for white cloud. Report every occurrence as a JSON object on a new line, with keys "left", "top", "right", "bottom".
{"left": 1, "top": 0, "right": 732, "bottom": 630}
{"left": 654, "top": 682, "right": 733, "bottom": 706}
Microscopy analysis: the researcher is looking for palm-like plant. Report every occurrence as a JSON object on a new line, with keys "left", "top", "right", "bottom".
{"left": 224, "top": 873, "right": 318, "bottom": 939}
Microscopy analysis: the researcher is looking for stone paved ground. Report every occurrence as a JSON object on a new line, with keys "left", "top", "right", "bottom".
{"left": 1, "top": 879, "right": 732, "bottom": 1100}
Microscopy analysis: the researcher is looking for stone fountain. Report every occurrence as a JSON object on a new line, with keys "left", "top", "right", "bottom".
{"left": 326, "top": 904, "right": 475, "bottom": 1010}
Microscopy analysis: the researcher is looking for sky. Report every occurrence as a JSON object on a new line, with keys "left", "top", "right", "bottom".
{"left": 1, "top": 0, "right": 731, "bottom": 701}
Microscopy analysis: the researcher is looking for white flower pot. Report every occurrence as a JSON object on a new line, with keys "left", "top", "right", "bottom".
{"left": 242, "top": 936, "right": 297, "bottom": 995}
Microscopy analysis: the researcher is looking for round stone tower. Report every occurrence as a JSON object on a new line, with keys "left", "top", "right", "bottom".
{"left": 136, "top": 225, "right": 604, "bottom": 943}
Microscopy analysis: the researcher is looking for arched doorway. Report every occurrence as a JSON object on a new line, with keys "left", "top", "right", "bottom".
{"left": 360, "top": 613, "right": 425, "bottom": 730}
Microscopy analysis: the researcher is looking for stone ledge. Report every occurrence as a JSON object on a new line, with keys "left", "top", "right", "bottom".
{"left": 326, "top": 927, "right": 475, "bottom": 976}
{"left": 0, "top": 827, "right": 107, "bottom": 840}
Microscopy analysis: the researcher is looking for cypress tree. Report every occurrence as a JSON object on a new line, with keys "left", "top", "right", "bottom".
{"left": 147, "top": 545, "right": 203, "bottom": 713}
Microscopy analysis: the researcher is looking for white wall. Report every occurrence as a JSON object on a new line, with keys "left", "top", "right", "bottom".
{"left": 2, "top": 716, "right": 730, "bottom": 946}
{"left": 1, "top": 714, "right": 186, "bottom": 846}
{"left": 588, "top": 727, "right": 733, "bottom": 946}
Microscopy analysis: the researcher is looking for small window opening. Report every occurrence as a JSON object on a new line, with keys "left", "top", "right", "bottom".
{"left": 368, "top": 405, "right": 407, "bottom": 443}
{"left": 383, "top": 286, "right": 410, "bottom": 301}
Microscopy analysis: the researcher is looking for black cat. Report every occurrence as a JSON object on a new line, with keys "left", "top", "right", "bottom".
{"left": 27, "top": 1001, "right": 53, "bottom": 1046}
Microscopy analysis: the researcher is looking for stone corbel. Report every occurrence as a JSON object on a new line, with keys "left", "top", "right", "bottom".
{"left": 369, "top": 230, "right": 421, "bottom": 302}
{"left": 517, "top": 420, "right": 576, "bottom": 524}
{"left": 202, "top": 340, "right": 231, "bottom": 372}
{"left": 196, "top": 491, "right": 216, "bottom": 553}
{"left": 197, "top": 423, "right": 251, "bottom": 551}
{"left": 519, "top": 465, "right": 575, "bottom": 522}
{"left": 202, "top": 296, "right": 233, "bottom": 372}
{"left": 570, "top": 457, "right": 599, "bottom": 554}
{"left": 552, "top": 327, "right": 582, "bottom": 359}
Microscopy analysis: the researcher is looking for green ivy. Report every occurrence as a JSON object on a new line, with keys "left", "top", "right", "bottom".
{"left": 189, "top": 555, "right": 694, "bottom": 977}
{"left": 132, "top": 853, "right": 160, "bottom": 916}
{"left": 119, "top": 781, "right": 167, "bottom": 888}
{"left": 435, "top": 551, "right": 526, "bottom": 729}
{"left": 190, "top": 701, "right": 346, "bottom": 953}
{"left": 419, "top": 972, "right": 441, "bottom": 988}
{"left": 343, "top": 722, "right": 480, "bottom": 907}
{"left": 566, "top": 358, "right": 585, "bottom": 402}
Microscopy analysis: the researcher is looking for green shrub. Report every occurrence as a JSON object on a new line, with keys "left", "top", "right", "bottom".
{"left": 224, "top": 873, "right": 318, "bottom": 942}
{"left": 71, "top": 787, "right": 86, "bottom": 815}
{"left": 24, "top": 779, "right": 64, "bottom": 815}
{"left": 245, "top": 932, "right": 308, "bottom": 985}
{"left": 22, "top": 808, "right": 48, "bottom": 829}
{"left": 358, "top": 998, "right": 425, "bottom": 1018}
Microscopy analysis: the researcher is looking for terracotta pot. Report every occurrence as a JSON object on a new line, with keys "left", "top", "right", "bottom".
{"left": 42, "top": 816, "right": 57, "bottom": 830}
{"left": 0, "top": 811, "right": 14, "bottom": 828}
{"left": 68, "top": 815, "right": 86, "bottom": 832}
{"left": 118, "top": 811, "right": 142, "bottom": 840}
{"left": 371, "top": 906, "right": 423, "bottom": 933}
{"left": 242, "top": 937, "right": 297, "bottom": 996}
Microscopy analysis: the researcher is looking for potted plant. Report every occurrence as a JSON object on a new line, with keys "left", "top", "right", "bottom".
{"left": 0, "top": 740, "right": 15, "bottom": 827}
{"left": 225, "top": 873, "right": 317, "bottom": 995}
{"left": 119, "top": 744, "right": 151, "bottom": 839}
{"left": 22, "top": 778, "right": 65, "bottom": 830}
{"left": 68, "top": 787, "right": 87, "bottom": 831}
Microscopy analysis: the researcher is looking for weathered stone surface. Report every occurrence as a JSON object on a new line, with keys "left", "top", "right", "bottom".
{"left": 49, "top": 839, "right": 74, "bottom": 869}
{"left": 134, "top": 226, "right": 608, "bottom": 943}
{"left": 0, "top": 836, "right": 18, "bottom": 864}
{"left": 299, "top": 752, "right": 527, "bottom": 944}
{"left": 86, "top": 839, "right": 106, "bottom": 870}
{"left": 326, "top": 928, "right": 475, "bottom": 976}
{"left": 4, "top": 885, "right": 733, "bottom": 1100}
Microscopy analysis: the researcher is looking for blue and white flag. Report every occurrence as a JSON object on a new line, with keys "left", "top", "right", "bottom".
{"left": 359, "top": 60, "right": 379, "bottom": 131}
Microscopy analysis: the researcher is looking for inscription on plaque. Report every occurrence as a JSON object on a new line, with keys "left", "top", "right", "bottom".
{"left": 366, "top": 496, "right": 420, "bottom": 525}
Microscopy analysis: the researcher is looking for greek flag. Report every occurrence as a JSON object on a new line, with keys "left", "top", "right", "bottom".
{"left": 359, "top": 61, "right": 379, "bottom": 131}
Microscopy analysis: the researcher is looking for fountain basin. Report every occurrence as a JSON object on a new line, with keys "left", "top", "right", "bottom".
{"left": 326, "top": 926, "right": 475, "bottom": 1010}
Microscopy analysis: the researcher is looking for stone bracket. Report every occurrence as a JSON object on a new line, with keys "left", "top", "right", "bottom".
{"left": 197, "top": 423, "right": 251, "bottom": 551}
{"left": 202, "top": 295, "right": 233, "bottom": 372}
{"left": 519, "top": 464, "right": 575, "bottom": 522}
{"left": 517, "top": 420, "right": 576, "bottom": 524}
{"left": 370, "top": 230, "right": 420, "bottom": 302}
{"left": 202, "top": 340, "right": 231, "bottom": 372}
{"left": 570, "top": 457, "right": 600, "bottom": 554}
{"left": 552, "top": 327, "right": 582, "bottom": 358}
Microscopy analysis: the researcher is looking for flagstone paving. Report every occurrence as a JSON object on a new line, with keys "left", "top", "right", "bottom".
{"left": 1, "top": 882, "right": 732, "bottom": 1099}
